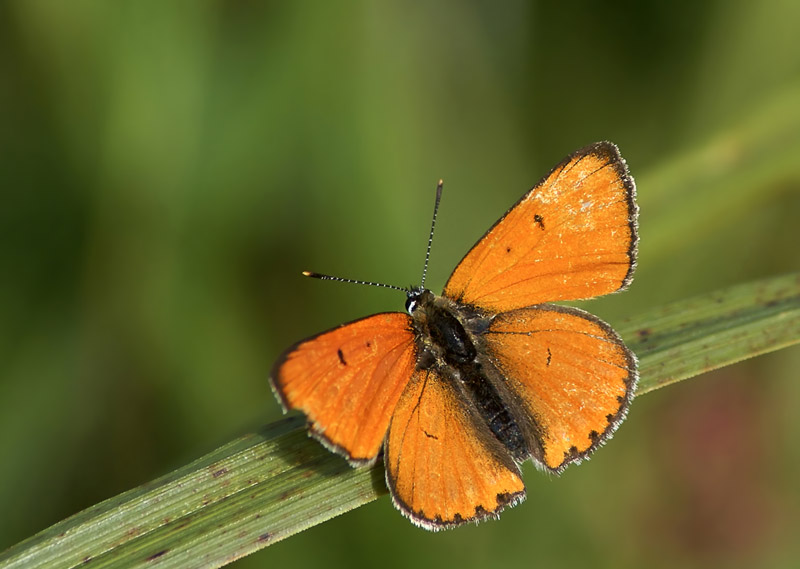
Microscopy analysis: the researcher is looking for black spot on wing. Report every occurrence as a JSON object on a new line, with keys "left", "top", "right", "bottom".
{"left": 423, "top": 429, "right": 439, "bottom": 440}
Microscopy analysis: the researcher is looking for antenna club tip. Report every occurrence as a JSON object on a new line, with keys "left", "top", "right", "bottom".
{"left": 302, "top": 270, "right": 314, "bottom": 277}
{"left": 437, "top": 179, "right": 444, "bottom": 186}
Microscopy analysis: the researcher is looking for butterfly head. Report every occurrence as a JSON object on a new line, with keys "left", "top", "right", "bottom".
{"left": 405, "top": 287, "right": 433, "bottom": 315}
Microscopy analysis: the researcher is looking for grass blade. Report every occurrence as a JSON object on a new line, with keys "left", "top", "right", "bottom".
{"left": 2, "top": 272, "right": 798, "bottom": 568}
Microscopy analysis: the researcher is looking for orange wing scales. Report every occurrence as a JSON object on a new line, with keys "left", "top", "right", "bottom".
{"left": 270, "top": 313, "right": 416, "bottom": 464}
{"left": 485, "top": 305, "right": 637, "bottom": 472}
{"left": 385, "top": 369, "right": 526, "bottom": 530}
{"left": 444, "top": 142, "right": 637, "bottom": 311}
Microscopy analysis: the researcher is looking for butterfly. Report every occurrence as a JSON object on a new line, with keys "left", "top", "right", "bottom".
{"left": 270, "top": 141, "right": 638, "bottom": 530}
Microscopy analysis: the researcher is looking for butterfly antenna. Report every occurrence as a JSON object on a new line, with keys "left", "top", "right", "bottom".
{"left": 302, "top": 271, "right": 409, "bottom": 293}
{"left": 419, "top": 180, "right": 444, "bottom": 289}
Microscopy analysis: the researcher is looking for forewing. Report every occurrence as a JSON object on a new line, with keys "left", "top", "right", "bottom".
{"left": 483, "top": 305, "right": 637, "bottom": 472}
{"left": 270, "top": 312, "right": 416, "bottom": 465}
{"left": 385, "top": 368, "right": 526, "bottom": 530}
{"left": 444, "top": 141, "right": 638, "bottom": 312}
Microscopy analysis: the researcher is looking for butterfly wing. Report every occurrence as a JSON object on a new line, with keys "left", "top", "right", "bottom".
{"left": 385, "top": 368, "right": 526, "bottom": 530}
{"left": 270, "top": 312, "right": 416, "bottom": 465}
{"left": 481, "top": 304, "right": 637, "bottom": 472}
{"left": 444, "top": 141, "right": 637, "bottom": 312}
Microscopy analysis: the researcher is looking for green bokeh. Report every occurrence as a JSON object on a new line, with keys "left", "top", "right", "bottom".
{"left": 1, "top": 1, "right": 798, "bottom": 568}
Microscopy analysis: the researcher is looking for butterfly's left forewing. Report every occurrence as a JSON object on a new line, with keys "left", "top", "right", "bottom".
{"left": 482, "top": 304, "right": 637, "bottom": 472}
{"left": 270, "top": 312, "right": 416, "bottom": 465}
{"left": 385, "top": 368, "right": 526, "bottom": 530}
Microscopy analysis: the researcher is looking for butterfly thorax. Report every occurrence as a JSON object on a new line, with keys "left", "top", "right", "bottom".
{"left": 407, "top": 289, "right": 487, "bottom": 368}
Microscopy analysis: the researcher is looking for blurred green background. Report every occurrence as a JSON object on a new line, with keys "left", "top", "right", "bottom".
{"left": 1, "top": 1, "right": 799, "bottom": 568}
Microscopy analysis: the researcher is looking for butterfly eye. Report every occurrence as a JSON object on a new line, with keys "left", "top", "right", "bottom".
{"left": 405, "top": 288, "right": 429, "bottom": 315}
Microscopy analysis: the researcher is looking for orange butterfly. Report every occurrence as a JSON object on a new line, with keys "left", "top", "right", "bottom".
{"left": 270, "top": 141, "right": 639, "bottom": 530}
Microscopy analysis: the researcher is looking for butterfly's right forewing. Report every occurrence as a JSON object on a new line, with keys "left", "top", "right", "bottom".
{"left": 444, "top": 142, "right": 637, "bottom": 312}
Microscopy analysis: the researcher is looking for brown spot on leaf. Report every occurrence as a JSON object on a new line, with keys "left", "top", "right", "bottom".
{"left": 146, "top": 550, "right": 168, "bottom": 562}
